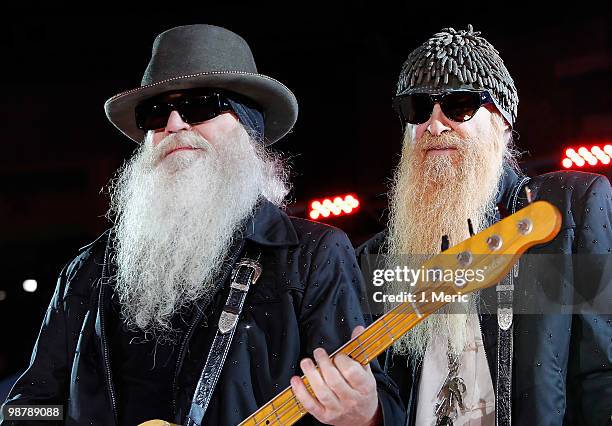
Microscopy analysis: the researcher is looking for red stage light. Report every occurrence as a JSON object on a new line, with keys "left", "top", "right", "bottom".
{"left": 562, "top": 143, "right": 612, "bottom": 169}
{"left": 308, "top": 194, "right": 360, "bottom": 220}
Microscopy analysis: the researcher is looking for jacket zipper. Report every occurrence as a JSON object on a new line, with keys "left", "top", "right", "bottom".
{"left": 99, "top": 236, "right": 119, "bottom": 425}
{"left": 171, "top": 238, "right": 246, "bottom": 420}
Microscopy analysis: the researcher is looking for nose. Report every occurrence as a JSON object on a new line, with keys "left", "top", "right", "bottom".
{"left": 426, "top": 104, "right": 452, "bottom": 136}
{"left": 165, "top": 110, "right": 191, "bottom": 134}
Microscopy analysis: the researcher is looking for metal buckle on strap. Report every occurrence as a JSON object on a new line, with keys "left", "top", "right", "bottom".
{"left": 219, "top": 259, "right": 262, "bottom": 334}
{"left": 230, "top": 259, "right": 262, "bottom": 286}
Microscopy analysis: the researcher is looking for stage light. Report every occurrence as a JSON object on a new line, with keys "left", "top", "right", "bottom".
{"left": 578, "top": 147, "right": 598, "bottom": 165}
{"left": 23, "top": 279, "right": 37, "bottom": 293}
{"left": 308, "top": 194, "right": 360, "bottom": 219}
{"left": 591, "top": 146, "right": 610, "bottom": 164}
{"left": 0, "top": 290, "right": 6, "bottom": 301}
{"left": 562, "top": 143, "right": 612, "bottom": 169}
{"left": 345, "top": 195, "right": 359, "bottom": 208}
{"left": 566, "top": 149, "right": 585, "bottom": 167}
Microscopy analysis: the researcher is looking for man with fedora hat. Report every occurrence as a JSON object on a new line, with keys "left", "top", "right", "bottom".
{"left": 2, "top": 25, "right": 403, "bottom": 426}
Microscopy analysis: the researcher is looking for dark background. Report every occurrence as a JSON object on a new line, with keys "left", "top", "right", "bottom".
{"left": 1, "top": 6, "right": 611, "bottom": 396}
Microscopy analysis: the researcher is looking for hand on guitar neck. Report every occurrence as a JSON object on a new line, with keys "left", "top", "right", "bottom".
{"left": 290, "top": 325, "right": 382, "bottom": 426}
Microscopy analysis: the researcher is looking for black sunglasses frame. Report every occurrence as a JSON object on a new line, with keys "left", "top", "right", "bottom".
{"left": 135, "top": 89, "right": 233, "bottom": 131}
{"left": 392, "top": 90, "right": 494, "bottom": 127}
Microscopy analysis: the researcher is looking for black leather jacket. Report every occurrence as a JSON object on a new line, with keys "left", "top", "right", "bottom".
{"left": 357, "top": 169, "right": 612, "bottom": 426}
{"left": 2, "top": 200, "right": 405, "bottom": 426}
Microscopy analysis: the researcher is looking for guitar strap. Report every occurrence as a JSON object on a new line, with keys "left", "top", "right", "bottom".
{"left": 495, "top": 175, "right": 530, "bottom": 426}
{"left": 185, "top": 244, "right": 262, "bottom": 426}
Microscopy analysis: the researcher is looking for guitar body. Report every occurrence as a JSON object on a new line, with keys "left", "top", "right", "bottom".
{"left": 139, "top": 421, "right": 179, "bottom": 426}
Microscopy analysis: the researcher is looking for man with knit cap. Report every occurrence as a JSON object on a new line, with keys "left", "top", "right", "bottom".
{"left": 358, "top": 25, "right": 611, "bottom": 425}
{"left": 1, "top": 25, "right": 404, "bottom": 426}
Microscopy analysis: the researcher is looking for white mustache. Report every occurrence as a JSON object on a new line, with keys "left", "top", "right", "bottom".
{"left": 151, "top": 131, "right": 213, "bottom": 164}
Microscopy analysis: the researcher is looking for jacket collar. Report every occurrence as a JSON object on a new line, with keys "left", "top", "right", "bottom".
{"left": 495, "top": 164, "right": 522, "bottom": 210}
{"left": 243, "top": 198, "right": 299, "bottom": 247}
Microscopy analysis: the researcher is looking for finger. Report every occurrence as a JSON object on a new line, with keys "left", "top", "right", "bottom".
{"left": 334, "top": 353, "right": 375, "bottom": 394}
{"left": 313, "top": 347, "right": 357, "bottom": 401}
{"left": 351, "top": 325, "right": 366, "bottom": 339}
{"left": 300, "top": 356, "right": 341, "bottom": 411}
{"left": 290, "top": 376, "right": 325, "bottom": 419}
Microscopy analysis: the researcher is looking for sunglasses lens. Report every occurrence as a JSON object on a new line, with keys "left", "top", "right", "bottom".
{"left": 135, "top": 92, "right": 230, "bottom": 131}
{"left": 179, "top": 95, "right": 220, "bottom": 125}
{"left": 397, "top": 94, "right": 434, "bottom": 125}
{"left": 135, "top": 102, "right": 172, "bottom": 131}
{"left": 442, "top": 92, "right": 481, "bottom": 122}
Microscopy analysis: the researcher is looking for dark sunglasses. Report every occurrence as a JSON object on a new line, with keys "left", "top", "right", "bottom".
{"left": 392, "top": 90, "right": 494, "bottom": 126}
{"left": 135, "top": 90, "right": 233, "bottom": 131}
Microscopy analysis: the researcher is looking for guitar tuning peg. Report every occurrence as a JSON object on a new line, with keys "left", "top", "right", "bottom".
{"left": 441, "top": 235, "right": 450, "bottom": 252}
{"left": 467, "top": 219, "right": 475, "bottom": 237}
{"left": 525, "top": 185, "right": 533, "bottom": 203}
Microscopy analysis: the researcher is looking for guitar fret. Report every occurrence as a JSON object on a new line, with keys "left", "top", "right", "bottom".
{"left": 351, "top": 319, "right": 391, "bottom": 362}
{"left": 353, "top": 334, "right": 363, "bottom": 361}
{"left": 410, "top": 295, "right": 423, "bottom": 318}
{"left": 270, "top": 400, "right": 282, "bottom": 425}
{"left": 295, "top": 395, "right": 304, "bottom": 414}
{"left": 380, "top": 315, "right": 395, "bottom": 342}
{"left": 356, "top": 311, "right": 421, "bottom": 362}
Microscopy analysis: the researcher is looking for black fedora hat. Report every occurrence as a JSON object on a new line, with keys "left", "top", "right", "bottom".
{"left": 104, "top": 24, "right": 298, "bottom": 145}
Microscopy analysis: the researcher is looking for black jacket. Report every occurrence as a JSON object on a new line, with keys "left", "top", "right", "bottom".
{"left": 357, "top": 169, "right": 612, "bottom": 426}
{"left": 2, "top": 200, "right": 405, "bottom": 426}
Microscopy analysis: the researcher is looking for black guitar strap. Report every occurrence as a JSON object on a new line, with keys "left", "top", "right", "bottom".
{"left": 495, "top": 175, "right": 530, "bottom": 426}
{"left": 184, "top": 244, "right": 262, "bottom": 426}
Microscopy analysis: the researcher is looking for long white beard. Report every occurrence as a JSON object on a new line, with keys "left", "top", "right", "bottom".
{"left": 386, "top": 114, "right": 511, "bottom": 358}
{"left": 107, "top": 126, "right": 288, "bottom": 339}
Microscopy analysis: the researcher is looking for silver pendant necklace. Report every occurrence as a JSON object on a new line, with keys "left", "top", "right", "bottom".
{"left": 434, "top": 342, "right": 467, "bottom": 426}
